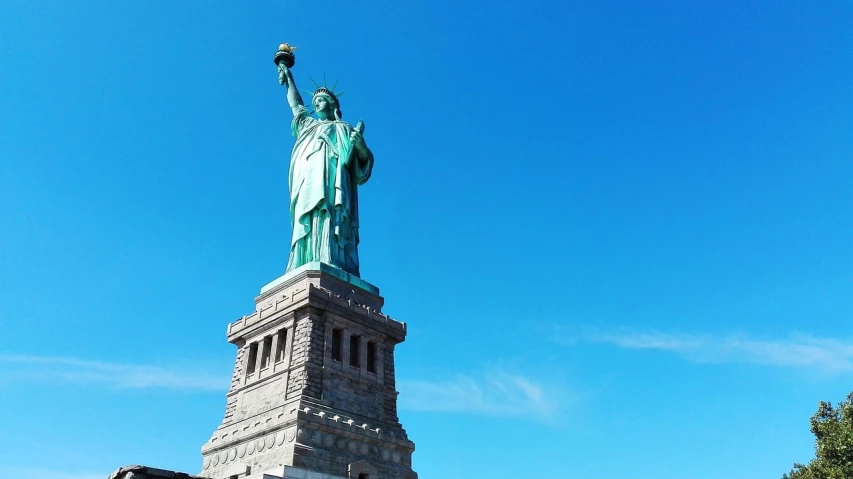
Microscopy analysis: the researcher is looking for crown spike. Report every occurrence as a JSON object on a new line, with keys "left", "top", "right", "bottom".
{"left": 335, "top": 89, "right": 348, "bottom": 97}
{"left": 307, "top": 74, "right": 321, "bottom": 89}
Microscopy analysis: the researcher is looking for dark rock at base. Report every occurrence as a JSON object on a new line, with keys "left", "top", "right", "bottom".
{"left": 108, "top": 465, "right": 207, "bottom": 479}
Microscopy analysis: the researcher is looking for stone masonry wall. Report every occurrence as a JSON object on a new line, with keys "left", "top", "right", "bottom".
{"left": 382, "top": 345, "right": 399, "bottom": 425}
{"left": 323, "top": 369, "right": 384, "bottom": 420}
{"left": 286, "top": 312, "right": 325, "bottom": 400}
{"left": 288, "top": 416, "right": 416, "bottom": 479}
{"left": 221, "top": 343, "right": 245, "bottom": 426}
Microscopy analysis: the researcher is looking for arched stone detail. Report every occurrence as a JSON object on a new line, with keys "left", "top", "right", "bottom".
{"left": 348, "top": 460, "right": 379, "bottom": 479}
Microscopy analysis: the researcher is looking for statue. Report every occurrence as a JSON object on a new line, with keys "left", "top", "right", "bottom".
{"left": 275, "top": 44, "right": 375, "bottom": 278}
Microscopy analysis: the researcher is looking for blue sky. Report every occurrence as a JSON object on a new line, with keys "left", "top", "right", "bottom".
{"left": 1, "top": 1, "right": 851, "bottom": 478}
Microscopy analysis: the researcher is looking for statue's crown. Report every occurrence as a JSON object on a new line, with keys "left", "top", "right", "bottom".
{"left": 312, "top": 87, "right": 339, "bottom": 104}
{"left": 304, "top": 75, "right": 346, "bottom": 106}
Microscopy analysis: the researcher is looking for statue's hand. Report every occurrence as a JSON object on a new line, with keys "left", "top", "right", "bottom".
{"left": 350, "top": 129, "right": 366, "bottom": 152}
{"left": 278, "top": 65, "right": 289, "bottom": 85}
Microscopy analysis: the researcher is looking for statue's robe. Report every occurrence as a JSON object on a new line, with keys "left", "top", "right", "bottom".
{"left": 285, "top": 106, "right": 373, "bottom": 277}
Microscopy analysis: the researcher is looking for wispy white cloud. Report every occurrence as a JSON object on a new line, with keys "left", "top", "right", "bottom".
{"left": 0, "top": 354, "right": 228, "bottom": 391}
{"left": 586, "top": 330, "right": 853, "bottom": 373}
{"left": 398, "top": 372, "right": 562, "bottom": 417}
{"left": 2, "top": 355, "right": 569, "bottom": 418}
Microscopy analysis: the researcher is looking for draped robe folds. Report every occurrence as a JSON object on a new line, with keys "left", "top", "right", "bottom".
{"left": 285, "top": 105, "right": 374, "bottom": 277}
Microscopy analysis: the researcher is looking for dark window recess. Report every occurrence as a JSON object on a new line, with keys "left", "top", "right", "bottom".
{"left": 275, "top": 329, "right": 287, "bottom": 363}
{"left": 367, "top": 341, "right": 377, "bottom": 373}
{"left": 332, "top": 328, "right": 343, "bottom": 362}
{"left": 350, "top": 334, "right": 361, "bottom": 367}
{"left": 358, "top": 474, "right": 369, "bottom": 479}
{"left": 246, "top": 342, "right": 258, "bottom": 375}
{"left": 261, "top": 335, "right": 273, "bottom": 369}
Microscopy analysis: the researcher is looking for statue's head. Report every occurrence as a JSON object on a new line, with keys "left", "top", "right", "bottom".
{"left": 312, "top": 87, "right": 342, "bottom": 121}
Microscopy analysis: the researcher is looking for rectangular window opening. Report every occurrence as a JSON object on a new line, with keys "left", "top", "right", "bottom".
{"left": 367, "top": 341, "right": 377, "bottom": 373}
{"left": 246, "top": 342, "right": 258, "bottom": 376}
{"left": 261, "top": 335, "right": 272, "bottom": 369}
{"left": 358, "top": 474, "right": 369, "bottom": 479}
{"left": 331, "top": 328, "right": 343, "bottom": 362}
{"left": 349, "top": 334, "right": 361, "bottom": 368}
{"left": 275, "top": 329, "right": 287, "bottom": 363}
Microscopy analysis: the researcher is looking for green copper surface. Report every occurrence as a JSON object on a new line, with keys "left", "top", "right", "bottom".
{"left": 259, "top": 261, "right": 380, "bottom": 296}
{"left": 277, "top": 57, "right": 373, "bottom": 278}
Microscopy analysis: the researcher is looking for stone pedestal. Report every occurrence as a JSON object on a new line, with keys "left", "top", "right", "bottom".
{"left": 200, "top": 264, "right": 417, "bottom": 479}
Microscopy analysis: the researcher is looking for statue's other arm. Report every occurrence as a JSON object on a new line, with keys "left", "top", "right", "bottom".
{"left": 349, "top": 127, "right": 374, "bottom": 184}
{"left": 350, "top": 126, "right": 370, "bottom": 161}
{"left": 278, "top": 65, "right": 304, "bottom": 115}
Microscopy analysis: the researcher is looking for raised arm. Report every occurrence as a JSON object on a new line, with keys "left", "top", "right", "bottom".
{"left": 278, "top": 65, "right": 304, "bottom": 115}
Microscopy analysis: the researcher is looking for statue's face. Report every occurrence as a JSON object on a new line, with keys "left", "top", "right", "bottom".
{"left": 313, "top": 95, "right": 336, "bottom": 119}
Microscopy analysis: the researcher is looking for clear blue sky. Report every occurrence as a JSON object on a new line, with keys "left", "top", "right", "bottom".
{"left": 1, "top": 1, "right": 851, "bottom": 478}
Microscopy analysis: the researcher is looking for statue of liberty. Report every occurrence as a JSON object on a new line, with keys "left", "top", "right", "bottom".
{"left": 276, "top": 46, "right": 374, "bottom": 278}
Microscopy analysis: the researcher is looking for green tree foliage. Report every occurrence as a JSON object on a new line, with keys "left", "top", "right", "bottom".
{"left": 783, "top": 392, "right": 853, "bottom": 479}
